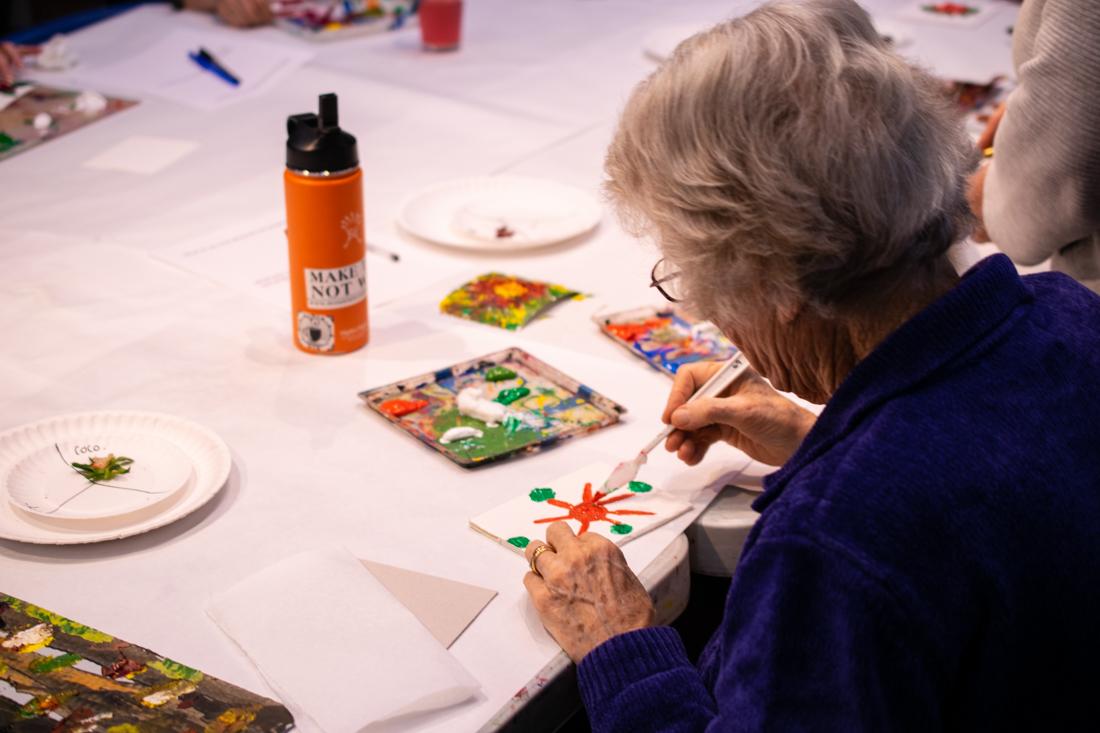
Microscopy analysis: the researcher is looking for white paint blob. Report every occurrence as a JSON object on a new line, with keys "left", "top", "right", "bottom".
{"left": 33, "top": 113, "right": 52, "bottom": 132}
{"left": 74, "top": 90, "right": 107, "bottom": 115}
{"left": 456, "top": 387, "right": 509, "bottom": 426}
{"left": 440, "top": 427, "right": 484, "bottom": 444}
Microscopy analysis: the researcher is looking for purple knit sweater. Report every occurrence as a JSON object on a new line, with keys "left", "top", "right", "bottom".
{"left": 578, "top": 255, "right": 1100, "bottom": 731}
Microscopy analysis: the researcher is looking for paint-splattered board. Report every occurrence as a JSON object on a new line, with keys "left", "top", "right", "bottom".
{"left": 439, "top": 273, "right": 578, "bottom": 330}
{"left": 0, "top": 85, "right": 136, "bottom": 162}
{"left": 470, "top": 463, "right": 691, "bottom": 552}
{"left": 0, "top": 593, "right": 293, "bottom": 732}
{"left": 595, "top": 306, "right": 739, "bottom": 377}
{"left": 359, "top": 348, "right": 625, "bottom": 467}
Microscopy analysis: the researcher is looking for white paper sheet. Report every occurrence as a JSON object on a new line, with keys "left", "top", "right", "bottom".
{"left": 207, "top": 546, "right": 480, "bottom": 733}
{"left": 83, "top": 135, "right": 198, "bottom": 174}
{"left": 153, "top": 213, "right": 461, "bottom": 312}
{"left": 82, "top": 28, "right": 313, "bottom": 109}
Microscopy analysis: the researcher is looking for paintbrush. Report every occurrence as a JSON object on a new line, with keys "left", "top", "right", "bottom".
{"left": 600, "top": 352, "right": 751, "bottom": 495}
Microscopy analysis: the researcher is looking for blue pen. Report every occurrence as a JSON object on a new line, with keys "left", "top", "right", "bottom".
{"left": 188, "top": 47, "right": 240, "bottom": 87}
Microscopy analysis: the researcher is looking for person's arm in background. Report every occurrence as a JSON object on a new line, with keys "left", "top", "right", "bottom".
{"left": 970, "top": 0, "right": 1100, "bottom": 263}
{"left": 0, "top": 42, "right": 32, "bottom": 85}
{"left": 183, "top": 0, "right": 273, "bottom": 28}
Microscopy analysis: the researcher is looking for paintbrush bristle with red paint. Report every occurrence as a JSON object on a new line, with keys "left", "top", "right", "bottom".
{"left": 600, "top": 352, "right": 751, "bottom": 495}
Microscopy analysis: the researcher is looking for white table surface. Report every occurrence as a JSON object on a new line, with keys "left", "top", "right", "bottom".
{"left": 0, "top": 2, "right": 1021, "bottom": 731}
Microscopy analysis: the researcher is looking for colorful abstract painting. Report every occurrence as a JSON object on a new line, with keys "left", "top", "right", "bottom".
{"left": 470, "top": 463, "right": 691, "bottom": 553}
{"left": 439, "top": 273, "right": 578, "bottom": 330}
{"left": 359, "top": 348, "right": 625, "bottom": 467}
{"left": 0, "top": 85, "right": 136, "bottom": 163}
{"left": 596, "top": 306, "right": 739, "bottom": 377}
{"left": 0, "top": 593, "right": 293, "bottom": 732}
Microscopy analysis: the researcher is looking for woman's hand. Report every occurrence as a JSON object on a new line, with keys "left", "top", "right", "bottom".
{"left": 523, "top": 522, "right": 654, "bottom": 663}
{"left": 216, "top": 0, "right": 273, "bottom": 27}
{"left": 663, "top": 361, "right": 816, "bottom": 467}
{"left": 1, "top": 42, "right": 25, "bottom": 86}
{"left": 967, "top": 163, "right": 991, "bottom": 242}
{"left": 977, "top": 100, "right": 1006, "bottom": 152}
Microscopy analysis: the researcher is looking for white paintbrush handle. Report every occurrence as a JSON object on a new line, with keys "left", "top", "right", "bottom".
{"left": 640, "top": 352, "right": 751, "bottom": 456}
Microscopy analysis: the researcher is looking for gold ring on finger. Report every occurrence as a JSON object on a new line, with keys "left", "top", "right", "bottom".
{"left": 529, "top": 543, "right": 555, "bottom": 577}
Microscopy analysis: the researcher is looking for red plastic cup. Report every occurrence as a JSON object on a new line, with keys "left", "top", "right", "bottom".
{"left": 419, "top": 0, "right": 463, "bottom": 51}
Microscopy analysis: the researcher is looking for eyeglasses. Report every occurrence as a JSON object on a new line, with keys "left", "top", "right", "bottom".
{"left": 650, "top": 258, "right": 685, "bottom": 303}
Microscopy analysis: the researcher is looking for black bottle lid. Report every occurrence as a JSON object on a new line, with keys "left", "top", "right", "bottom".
{"left": 286, "top": 93, "right": 359, "bottom": 173}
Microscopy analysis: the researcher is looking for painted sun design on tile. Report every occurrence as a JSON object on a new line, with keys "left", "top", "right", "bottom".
{"left": 530, "top": 482, "right": 655, "bottom": 535}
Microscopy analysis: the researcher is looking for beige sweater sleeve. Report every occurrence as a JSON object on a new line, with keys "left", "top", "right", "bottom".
{"left": 982, "top": 0, "right": 1100, "bottom": 265}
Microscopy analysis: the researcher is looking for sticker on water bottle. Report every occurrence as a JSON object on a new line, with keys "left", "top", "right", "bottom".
{"left": 297, "top": 312, "right": 335, "bottom": 352}
{"left": 304, "top": 260, "right": 366, "bottom": 310}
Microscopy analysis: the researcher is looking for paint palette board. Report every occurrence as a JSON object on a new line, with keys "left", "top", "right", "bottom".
{"left": 0, "top": 593, "right": 294, "bottom": 731}
{"left": 440, "top": 272, "right": 579, "bottom": 331}
{"left": 470, "top": 463, "right": 691, "bottom": 553}
{"left": 0, "top": 85, "right": 136, "bottom": 162}
{"left": 596, "top": 305, "right": 739, "bottom": 377}
{"left": 359, "top": 347, "right": 626, "bottom": 467}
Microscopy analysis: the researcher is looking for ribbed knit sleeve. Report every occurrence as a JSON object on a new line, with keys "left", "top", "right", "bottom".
{"left": 982, "top": 0, "right": 1100, "bottom": 265}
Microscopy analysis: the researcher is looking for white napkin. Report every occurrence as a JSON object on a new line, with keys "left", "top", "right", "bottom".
{"left": 207, "top": 547, "right": 480, "bottom": 732}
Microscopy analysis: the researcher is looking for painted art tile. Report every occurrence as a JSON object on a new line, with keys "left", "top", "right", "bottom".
{"left": 359, "top": 348, "right": 625, "bottom": 467}
{"left": 596, "top": 306, "right": 739, "bottom": 377}
{"left": 0, "top": 593, "right": 293, "bottom": 732}
{"left": 897, "top": 0, "right": 997, "bottom": 28}
{"left": 470, "top": 463, "right": 691, "bottom": 553}
{"left": 0, "top": 85, "right": 136, "bottom": 162}
{"left": 439, "top": 273, "right": 578, "bottom": 330}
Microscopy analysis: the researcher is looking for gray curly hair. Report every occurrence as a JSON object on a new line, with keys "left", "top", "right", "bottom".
{"left": 606, "top": 0, "right": 976, "bottom": 325}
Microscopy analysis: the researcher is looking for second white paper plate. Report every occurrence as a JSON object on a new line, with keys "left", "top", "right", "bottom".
{"left": 398, "top": 176, "right": 602, "bottom": 251}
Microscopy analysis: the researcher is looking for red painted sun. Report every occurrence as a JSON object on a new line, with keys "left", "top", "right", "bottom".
{"left": 534, "top": 482, "right": 654, "bottom": 535}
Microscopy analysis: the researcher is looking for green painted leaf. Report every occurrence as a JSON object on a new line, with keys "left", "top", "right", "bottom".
{"left": 29, "top": 653, "right": 80, "bottom": 673}
{"left": 610, "top": 524, "right": 634, "bottom": 535}
{"left": 628, "top": 480, "right": 653, "bottom": 493}
{"left": 507, "top": 536, "right": 531, "bottom": 549}
{"left": 529, "top": 488, "right": 556, "bottom": 502}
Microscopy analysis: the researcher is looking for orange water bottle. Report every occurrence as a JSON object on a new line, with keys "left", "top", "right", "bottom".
{"left": 284, "top": 93, "right": 368, "bottom": 354}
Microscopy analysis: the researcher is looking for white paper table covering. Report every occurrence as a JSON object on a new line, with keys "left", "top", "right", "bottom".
{"left": 207, "top": 546, "right": 480, "bottom": 732}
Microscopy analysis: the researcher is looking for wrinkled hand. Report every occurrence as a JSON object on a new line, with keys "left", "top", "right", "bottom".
{"left": 523, "top": 522, "right": 654, "bottom": 663}
{"left": 967, "top": 163, "right": 991, "bottom": 243}
{"left": 663, "top": 361, "right": 816, "bottom": 467}
{"left": 0, "top": 42, "right": 25, "bottom": 86}
{"left": 977, "top": 100, "right": 1006, "bottom": 152}
{"left": 216, "top": 0, "right": 273, "bottom": 27}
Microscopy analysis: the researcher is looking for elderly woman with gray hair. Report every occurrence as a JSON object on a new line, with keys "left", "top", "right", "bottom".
{"left": 521, "top": 0, "right": 1100, "bottom": 730}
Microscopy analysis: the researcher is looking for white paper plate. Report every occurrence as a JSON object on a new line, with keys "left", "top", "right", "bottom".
{"left": 397, "top": 176, "right": 602, "bottom": 251}
{"left": 8, "top": 433, "right": 192, "bottom": 520}
{"left": 0, "top": 411, "right": 231, "bottom": 544}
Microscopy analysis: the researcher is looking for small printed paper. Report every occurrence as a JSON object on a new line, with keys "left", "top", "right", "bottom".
{"left": 440, "top": 272, "right": 578, "bottom": 330}
{"left": 84, "top": 136, "right": 198, "bottom": 174}
{"left": 897, "top": 0, "right": 998, "bottom": 28}
{"left": 470, "top": 463, "right": 692, "bottom": 554}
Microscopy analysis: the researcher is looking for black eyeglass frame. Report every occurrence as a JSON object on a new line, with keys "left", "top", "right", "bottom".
{"left": 650, "top": 258, "right": 684, "bottom": 303}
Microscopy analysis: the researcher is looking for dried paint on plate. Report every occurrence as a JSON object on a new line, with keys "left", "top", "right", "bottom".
{"left": 358, "top": 347, "right": 625, "bottom": 467}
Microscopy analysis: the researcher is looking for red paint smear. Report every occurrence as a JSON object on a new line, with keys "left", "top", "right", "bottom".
{"left": 379, "top": 398, "right": 429, "bottom": 417}
{"left": 606, "top": 318, "right": 670, "bottom": 343}
{"left": 103, "top": 655, "right": 144, "bottom": 679}
{"left": 925, "top": 2, "right": 976, "bottom": 15}
{"left": 534, "top": 482, "right": 654, "bottom": 534}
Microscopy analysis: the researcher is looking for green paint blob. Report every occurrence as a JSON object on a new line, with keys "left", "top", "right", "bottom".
{"left": 610, "top": 524, "right": 634, "bottom": 535}
{"left": 494, "top": 387, "right": 530, "bottom": 405}
{"left": 529, "top": 488, "right": 556, "bottom": 502}
{"left": 628, "top": 480, "right": 653, "bottom": 493}
{"left": 507, "top": 536, "right": 531, "bottom": 549}
{"left": 485, "top": 366, "right": 517, "bottom": 382}
{"left": 29, "top": 653, "right": 80, "bottom": 674}
{"left": 148, "top": 658, "right": 204, "bottom": 682}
